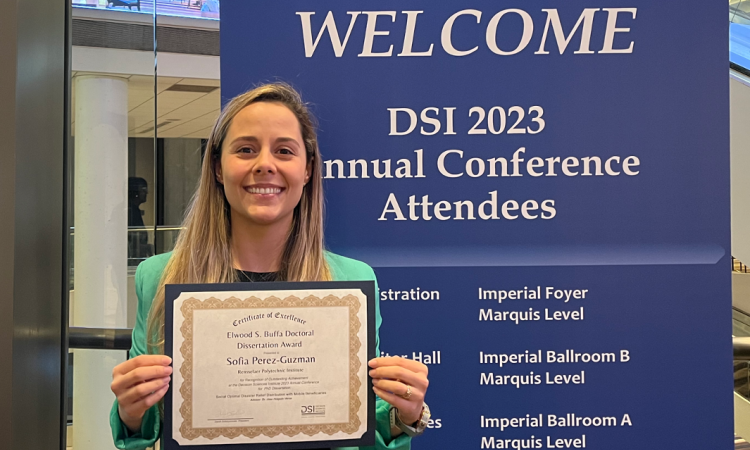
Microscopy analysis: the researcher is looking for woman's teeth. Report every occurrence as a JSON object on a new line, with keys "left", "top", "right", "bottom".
{"left": 247, "top": 187, "right": 282, "bottom": 194}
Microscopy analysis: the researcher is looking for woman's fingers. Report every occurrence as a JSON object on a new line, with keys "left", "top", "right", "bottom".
{"left": 113, "top": 354, "right": 172, "bottom": 377}
{"left": 111, "top": 355, "right": 172, "bottom": 394}
{"left": 372, "top": 386, "right": 422, "bottom": 423}
{"left": 371, "top": 378, "right": 425, "bottom": 403}
{"left": 112, "top": 364, "right": 173, "bottom": 394}
{"left": 117, "top": 376, "right": 171, "bottom": 406}
{"left": 120, "top": 383, "right": 170, "bottom": 421}
{"left": 368, "top": 365, "right": 428, "bottom": 391}
{"left": 372, "top": 386, "right": 410, "bottom": 409}
{"left": 368, "top": 356, "right": 431, "bottom": 425}
{"left": 111, "top": 355, "right": 173, "bottom": 431}
{"left": 369, "top": 356, "right": 428, "bottom": 376}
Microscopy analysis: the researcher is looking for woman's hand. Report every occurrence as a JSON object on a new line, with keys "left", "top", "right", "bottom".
{"left": 111, "top": 355, "right": 173, "bottom": 432}
{"left": 368, "top": 356, "right": 429, "bottom": 425}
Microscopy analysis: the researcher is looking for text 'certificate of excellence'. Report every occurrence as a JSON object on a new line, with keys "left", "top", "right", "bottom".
{"left": 163, "top": 281, "right": 376, "bottom": 450}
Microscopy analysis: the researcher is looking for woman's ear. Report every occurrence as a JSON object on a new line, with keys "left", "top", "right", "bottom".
{"left": 215, "top": 160, "right": 223, "bottom": 185}
{"left": 305, "top": 159, "right": 312, "bottom": 184}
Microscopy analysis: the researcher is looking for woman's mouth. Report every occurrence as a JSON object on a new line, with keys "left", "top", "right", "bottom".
{"left": 245, "top": 186, "right": 283, "bottom": 194}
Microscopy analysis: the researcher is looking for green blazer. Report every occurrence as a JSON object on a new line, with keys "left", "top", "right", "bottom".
{"left": 110, "top": 251, "right": 411, "bottom": 450}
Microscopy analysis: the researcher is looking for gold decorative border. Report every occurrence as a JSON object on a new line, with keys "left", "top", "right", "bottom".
{"left": 177, "top": 293, "right": 363, "bottom": 440}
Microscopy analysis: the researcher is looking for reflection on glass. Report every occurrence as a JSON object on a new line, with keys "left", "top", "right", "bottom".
{"left": 733, "top": 0, "right": 750, "bottom": 24}
{"left": 70, "top": 349, "right": 130, "bottom": 446}
{"left": 128, "top": 177, "right": 154, "bottom": 265}
{"left": 69, "top": 0, "right": 219, "bottom": 444}
{"left": 732, "top": 0, "right": 750, "bottom": 70}
{"left": 72, "top": 0, "right": 220, "bottom": 19}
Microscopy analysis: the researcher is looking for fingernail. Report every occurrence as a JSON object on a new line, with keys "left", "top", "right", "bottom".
{"left": 368, "top": 359, "right": 377, "bottom": 367}
{"left": 164, "top": 367, "right": 173, "bottom": 375}
{"left": 162, "top": 377, "right": 171, "bottom": 384}
{"left": 368, "top": 370, "right": 375, "bottom": 376}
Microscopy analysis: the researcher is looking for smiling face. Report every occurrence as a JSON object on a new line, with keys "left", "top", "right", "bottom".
{"left": 217, "top": 101, "right": 311, "bottom": 231}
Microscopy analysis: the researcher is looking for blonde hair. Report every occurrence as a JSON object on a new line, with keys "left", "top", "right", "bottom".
{"left": 146, "top": 82, "right": 331, "bottom": 355}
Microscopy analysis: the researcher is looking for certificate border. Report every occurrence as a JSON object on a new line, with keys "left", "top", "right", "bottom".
{"left": 164, "top": 281, "right": 377, "bottom": 450}
{"left": 179, "top": 294, "right": 362, "bottom": 438}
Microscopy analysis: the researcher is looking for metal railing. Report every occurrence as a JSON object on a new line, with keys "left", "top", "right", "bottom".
{"left": 734, "top": 257, "right": 750, "bottom": 273}
{"left": 69, "top": 327, "right": 132, "bottom": 351}
{"left": 736, "top": 337, "right": 750, "bottom": 361}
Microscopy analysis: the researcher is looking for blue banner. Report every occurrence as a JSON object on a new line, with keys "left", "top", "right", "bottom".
{"left": 221, "top": 1, "right": 731, "bottom": 448}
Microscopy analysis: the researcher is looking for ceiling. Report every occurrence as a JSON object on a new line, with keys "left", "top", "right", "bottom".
{"left": 72, "top": 72, "right": 221, "bottom": 139}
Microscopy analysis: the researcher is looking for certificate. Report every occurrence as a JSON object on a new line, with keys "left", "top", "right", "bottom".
{"left": 163, "top": 281, "right": 376, "bottom": 450}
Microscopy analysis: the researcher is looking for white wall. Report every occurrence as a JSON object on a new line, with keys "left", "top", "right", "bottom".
{"left": 732, "top": 71, "right": 750, "bottom": 263}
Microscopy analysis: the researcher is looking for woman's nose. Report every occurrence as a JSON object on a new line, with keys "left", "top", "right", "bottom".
{"left": 253, "top": 148, "right": 276, "bottom": 174}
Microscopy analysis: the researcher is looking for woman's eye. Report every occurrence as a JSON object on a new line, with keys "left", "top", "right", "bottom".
{"left": 237, "top": 147, "right": 254, "bottom": 154}
{"left": 278, "top": 148, "right": 294, "bottom": 155}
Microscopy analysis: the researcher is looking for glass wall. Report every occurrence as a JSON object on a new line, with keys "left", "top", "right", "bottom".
{"left": 67, "top": 1, "right": 219, "bottom": 447}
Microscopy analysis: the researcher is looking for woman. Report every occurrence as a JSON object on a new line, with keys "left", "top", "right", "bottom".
{"left": 109, "top": 83, "right": 430, "bottom": 450}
